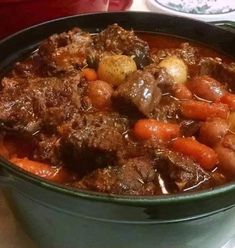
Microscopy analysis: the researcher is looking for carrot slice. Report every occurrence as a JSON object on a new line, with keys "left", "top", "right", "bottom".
{"left": 181, "top": 100, "right": 229, "bottom": 120}
{"left": 10, "top": 157, "right": 73, "bottom": 183}
{"left": 82, "top": 68, "right": 98, "bottom": 81}
{"left": 173, "top": 83, "right": 193, "bottom": 100}
{"left": 219, "top": 93, "right": 235, "bottom": 111}
{"left": 171, "top": 137, "right": 218, "bottom": 170}
{"left": 133, "top": 119, "right": 180, "bottom": 142}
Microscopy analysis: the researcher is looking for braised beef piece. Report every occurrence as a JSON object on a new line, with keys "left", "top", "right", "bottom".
{"left": 154, "top": 149, "right": 211, "bottom": 192}
{"left": 200, "top": 57, "right": 235, "bottom": 91}
{"left": 89, "top": 24, "right": 151, "bottom": 68}
{"left": 74, "top": 156, "right": 161, "bottom": 195}
{"left": 39, "top": 28, "right": 93, "bottom": 74}
{"left": 33, "top": 134, "right": 62, "bottom": 166}
{"left": 180, "top": 120, "right": 201, "bottom": 137}
{"left": 0, "top": 74, "right": 82, "bottom": 135}
{"left": 113, "top": 70, "right": 162, "bottom": 117}
{"left": 150, "top": 95, "right": 180, "bottom": 122}
{"left": 11, "top": 55, "right": 45, "bottom": 78}
{"left": 144, "top": 64, "right": 184, "bottom": 122}
{"left": 59, "top": 112, "right": 129, "bottom": 175}
{"left": 74, "top": 145, "right": 222, "bottom": 194}
{"left": 144, "top": 64, "right": 174, "bottom": 87}
{"left": 113, "top": 66, "right": 180, "bottom": 121}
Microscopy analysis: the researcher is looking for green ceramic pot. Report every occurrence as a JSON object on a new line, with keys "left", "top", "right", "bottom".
{"left": 0, "top": 12, "right": 235, "bottom": 248}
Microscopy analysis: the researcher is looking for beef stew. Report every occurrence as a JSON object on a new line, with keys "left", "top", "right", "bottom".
{"left": 0, "top": 24, "right": 235, "bottom": 196}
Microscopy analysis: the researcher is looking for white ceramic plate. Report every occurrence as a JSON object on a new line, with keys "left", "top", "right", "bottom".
{"left": 147, "top": 0, "right": 235, "bottom": 21}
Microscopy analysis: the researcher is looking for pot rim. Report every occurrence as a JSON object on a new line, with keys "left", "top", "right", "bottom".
{"left": 0, "top": 11, "right": 235, "bottom": 206}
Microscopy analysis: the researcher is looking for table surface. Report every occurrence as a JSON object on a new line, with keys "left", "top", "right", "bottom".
{"left": 0, "top": 1, "right": 235, "bottom": 247}
{"left": 0, "top": 190, "right": 36, "bottom": 248}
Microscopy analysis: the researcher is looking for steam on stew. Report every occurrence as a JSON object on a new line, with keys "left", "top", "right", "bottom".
{"left": 0, "top": 24, "right": 235, "bottom": 195}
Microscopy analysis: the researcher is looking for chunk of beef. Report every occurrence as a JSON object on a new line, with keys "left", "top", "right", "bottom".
{"left": 39, "top": 28, "right": 93, "bottom": 74}
{"left": 200, "top": 57, "right": 235, "bottom": 91}
{"left": 180, "top": 120, "right": 201, "bottom": 137}
{"left": 89, "top": 24, "right": 151, "bottom": 68}
{"left": 0, "top": 74, "right": 81, "bottom": 134}
{"left": 144, "top": 64, "right": 176, "bottom": 94}
{"left": 154, "top": 149, "right": 212, "bottom": 192}
{"left": 11, "top": 55, "right": 45, "bottom": 78}
{"left": 113, "top": 70, "right": 162, "bottom": 117}
{"left": 144, "top": 64, "right": 191, "bottom": 121}
{"left": 32, "top": 134, "right": 62, "bottom": 166}
{"left": 150, "top": 95, "right": 180, "bottom": 122}
{"left": 199, "top": 57, "right": 222, "bottom": 75}
{"left": 59, "top": 112, "right": 129, "bottom": 175}
{"left": 74, "top": 156, "right": 162, "bottom": 195}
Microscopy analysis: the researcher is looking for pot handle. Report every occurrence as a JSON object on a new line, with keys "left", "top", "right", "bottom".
{"left": 210, "top": 21, "right": 235, "bottom": 33}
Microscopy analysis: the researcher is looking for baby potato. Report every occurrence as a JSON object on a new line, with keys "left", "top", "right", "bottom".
{"left": 228, "top": 112, "right": 235, "bottom": 133}
{"left": 98, "top": 55, "right": 137, "bottom": 86}
{"left": 159, "top": 55, "right": 188, "bottom": 84}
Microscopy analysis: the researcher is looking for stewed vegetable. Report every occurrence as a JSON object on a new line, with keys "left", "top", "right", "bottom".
{"left": 97, "top": 55, "right": 137, "bottom": 86}
{"left": 187, "top": 75, "right": 225, "bottom": 101}
{"left": 159, "top": 55, "right": 188, "bottom": 84}
{"left": 0, "top": 24, "right": 234, "bottom": 196}
{"left": 133, "top": 119, "right": 180, "bottom": 142}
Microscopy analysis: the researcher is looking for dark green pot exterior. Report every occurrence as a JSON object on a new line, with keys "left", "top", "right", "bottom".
{"left": 2, "top": 172, "right": 235, "bottom": 248}
{"left": 0, "top": 12, "right": 235, "bottom": 248}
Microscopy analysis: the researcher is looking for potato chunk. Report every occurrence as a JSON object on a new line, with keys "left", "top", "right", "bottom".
{"left": 159, "top": 55, "right": 188, "bottom": 84}
{"left": 98, "top": 55, "right": 137, "bottom": 86}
